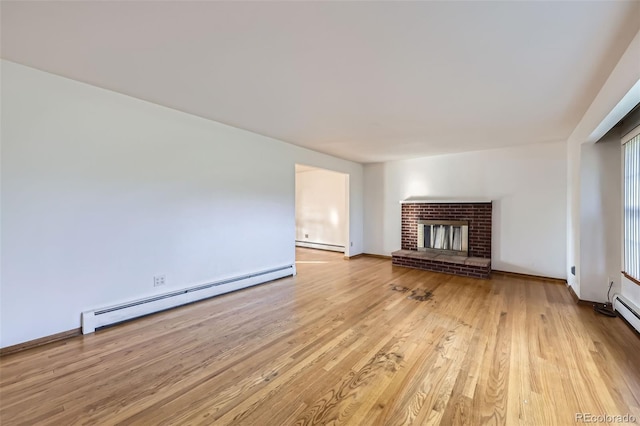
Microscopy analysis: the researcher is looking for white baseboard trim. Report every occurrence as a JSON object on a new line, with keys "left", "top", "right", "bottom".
{"left": 614, "top": 294, "right": 640, "bottom": 334}
{"left": 295, "top": 240, "right": 345, "bottom": 253}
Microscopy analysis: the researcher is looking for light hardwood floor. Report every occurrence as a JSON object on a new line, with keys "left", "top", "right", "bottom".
{"left": 1, "top": 248, "right": 639, "bottom": 425}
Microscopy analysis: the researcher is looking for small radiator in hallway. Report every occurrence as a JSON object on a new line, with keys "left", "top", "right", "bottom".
{"left": 614, "top": 295, "right": 640, "bottom": 334}
{"left": 81, "top": 265, "right": 296, "bottom": 334}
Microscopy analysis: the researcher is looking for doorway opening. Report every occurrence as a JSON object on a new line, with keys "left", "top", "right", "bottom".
{"left": 295, "top": 164, "right": 350, "bottom": 261}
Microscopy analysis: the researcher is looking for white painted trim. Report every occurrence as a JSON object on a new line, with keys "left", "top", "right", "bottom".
{"left": 344, "top": 173, "right": 351, "bottom": 257}
{"left": 295, "top": 241, "right": 345, "bottom": 253}
{"left": 81, "top": 265, "right": 295, "bottom": 334}
{"left": 591, "top": 78, "right": 640, "bottom": 144}
{"left": 567, "top": 28, "right": 640, "bottom": 146}
{"left": 622, "top": 123, "right": 640, "bottom": 145}
{"left": 613, "top": 293, "right": 640, "bottom": 334}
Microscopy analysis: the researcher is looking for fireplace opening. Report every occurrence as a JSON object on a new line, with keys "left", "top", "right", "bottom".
{"left": 417, "top": 220, "right": 469, "bottom": 256}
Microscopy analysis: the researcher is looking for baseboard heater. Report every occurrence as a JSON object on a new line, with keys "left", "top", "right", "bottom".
{"left": 295, "top": 240, "right": 345, "bottom": 253}
{"left": 81, "top": 264, "right": 295, "bottom": 334}
{"left": 613, "top": 295, "right": 640, "bottom": 334}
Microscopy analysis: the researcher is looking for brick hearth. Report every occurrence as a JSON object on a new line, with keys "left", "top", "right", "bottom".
{"left": 392, "top": 201, "right": 492, "bottom": 278}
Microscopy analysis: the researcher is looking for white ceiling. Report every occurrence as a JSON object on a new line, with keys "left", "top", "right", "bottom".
{"left": 2, "top": 1, "right": 639, "bottom": 163}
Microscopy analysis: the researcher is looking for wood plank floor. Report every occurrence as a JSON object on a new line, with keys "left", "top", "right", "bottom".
{"left": 2, "top": 248, "right": 640, "bottom": 425}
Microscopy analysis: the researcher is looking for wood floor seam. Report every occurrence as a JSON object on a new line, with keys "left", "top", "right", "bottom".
{"left": 1, "top": 248, "right": 639, "bottom": 425}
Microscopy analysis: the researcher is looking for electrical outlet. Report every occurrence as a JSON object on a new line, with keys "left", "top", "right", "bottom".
{"left": 154, "top": 275, "right": 166, "bottom": 287}
{"left": 305, "top": 234, "right": 309, "bottom": 238}
{"left": 350, "top": 242, "right": 353, "bottom": 247}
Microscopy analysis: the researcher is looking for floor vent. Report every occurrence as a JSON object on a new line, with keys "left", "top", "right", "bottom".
{"left": 81, "top": 264, "right": 295, "bottom": 334}
{"left": 613, "top": 295, "right": 640, "bottom": 334}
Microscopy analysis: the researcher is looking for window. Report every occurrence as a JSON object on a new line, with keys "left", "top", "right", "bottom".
{"left": 624, "top": 130, "right": 640, "bottom": 282}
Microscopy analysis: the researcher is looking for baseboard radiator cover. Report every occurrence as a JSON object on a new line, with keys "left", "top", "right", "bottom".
{"left": 82, "top": 264, "right": 296, "bottom": 334}
{"left": 295, "top": 240, "right": 345, "bottom": 253}
{"left": 613, "top": 295, "right": 640, "bottom": 334}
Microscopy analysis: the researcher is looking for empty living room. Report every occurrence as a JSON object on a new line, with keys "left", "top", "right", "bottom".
{"left": 2, "top": 1, "right": 640, "bottom": 425}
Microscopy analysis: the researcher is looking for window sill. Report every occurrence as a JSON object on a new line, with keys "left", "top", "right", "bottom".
{"left": 622, "top": 271, "right": 640, "bottom": 286}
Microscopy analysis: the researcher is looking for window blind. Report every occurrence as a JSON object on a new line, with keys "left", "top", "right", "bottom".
{"left": 624, "top": 132, "right": 640, "bottom": 281}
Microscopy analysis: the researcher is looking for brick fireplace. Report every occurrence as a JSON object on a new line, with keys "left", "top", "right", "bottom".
{"left": 392, "top": 200, "right": 492, "bottom": 278}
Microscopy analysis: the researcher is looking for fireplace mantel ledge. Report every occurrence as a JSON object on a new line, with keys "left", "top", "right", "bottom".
{"left": 400, "top": 198, "right": 492, "bottom": 204}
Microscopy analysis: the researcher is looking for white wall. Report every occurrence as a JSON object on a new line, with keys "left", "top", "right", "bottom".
{"left": 0, "top": 60, "right": 363, "bottom": 348}
{"left": 567, "top": 138, "right": 582, "bottom": 294}
{"left": 364, "top": 141, "right": 567, "bottom": 278}
{"left": 566, "top": 27, "right": 640, "bottom": 299}
{"left": 295, "top": 168, "right": 347, "bottom": 248}
{"left": 579, "top": 128, "right": 622, "bottom": 302}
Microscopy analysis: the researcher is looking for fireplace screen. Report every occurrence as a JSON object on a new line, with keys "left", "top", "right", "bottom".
{"left": 417, "top": 220, "right": 469, "bottom": 256}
